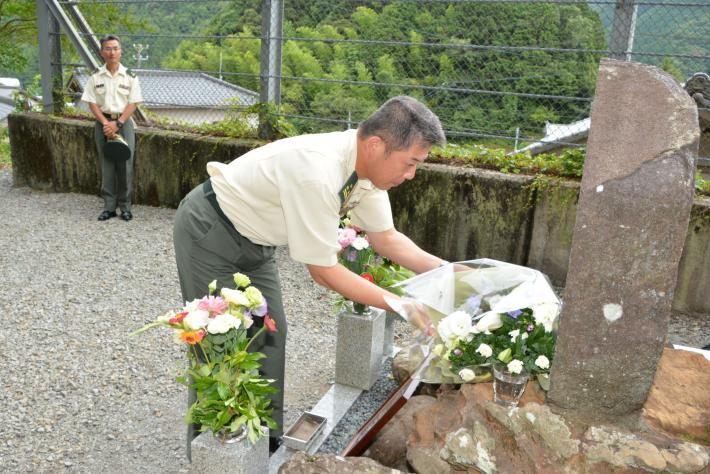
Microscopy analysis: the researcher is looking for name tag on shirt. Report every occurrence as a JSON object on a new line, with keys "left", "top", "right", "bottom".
{"left": 118, "top": 84, "right": 130, "bottom": 91}
{"left": 95, "top": 83, "right": 105, "bottom": 89}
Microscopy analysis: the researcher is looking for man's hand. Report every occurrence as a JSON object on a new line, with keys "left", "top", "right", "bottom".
{"left": 103, "top": 121, "right": 119, "bottom": 138}
{"left": 383, "top": 295, "right": 435, "bottom": 336}
{"left": 404, "top": 300, "right": 435, "bottom": 336}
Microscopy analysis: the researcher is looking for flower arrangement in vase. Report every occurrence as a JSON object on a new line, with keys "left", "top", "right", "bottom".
{"left": 134, "top": 273, "right": 278, "bottom": 444}
{"left": 335, "top": 215, "right": 413, "bottom": 315}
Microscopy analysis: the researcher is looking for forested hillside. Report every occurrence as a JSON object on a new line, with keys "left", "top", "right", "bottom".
{"left": 1, "top": 0, "right": 705, "bottom": 139}
{"left": 159, "top": 1, "right": 607, "bottom": 136}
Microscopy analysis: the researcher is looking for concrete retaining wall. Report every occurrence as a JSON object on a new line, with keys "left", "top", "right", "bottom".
{"left": 9, "top": 113, "right": 710, "bottom": 316}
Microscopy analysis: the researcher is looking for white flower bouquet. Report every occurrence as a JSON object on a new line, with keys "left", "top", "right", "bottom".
{"left": 390, "top": 259, "right": 561, "bottom": 385}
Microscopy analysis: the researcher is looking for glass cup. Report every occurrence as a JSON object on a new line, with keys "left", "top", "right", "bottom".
{"left": 492, "top": 361, "right": 529, "bottom": 407}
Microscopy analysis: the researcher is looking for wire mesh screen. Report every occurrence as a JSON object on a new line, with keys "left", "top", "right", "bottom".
{"left": 48, "top": 0, "right": 709, "bottom": 150}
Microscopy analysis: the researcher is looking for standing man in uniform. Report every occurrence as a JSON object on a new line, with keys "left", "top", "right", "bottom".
{"left": 81, "top": 35, "right": 142, "bottom": 221}
{"left": 173, "top": 95, "right": 447, "bottom": 458}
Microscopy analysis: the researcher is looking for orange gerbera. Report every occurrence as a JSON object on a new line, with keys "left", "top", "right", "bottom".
{"left": 179, "top": 329, "right": 205, "bottom": 345}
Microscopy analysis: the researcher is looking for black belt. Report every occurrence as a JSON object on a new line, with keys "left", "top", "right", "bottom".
{"left": 101, "top": 112, "right": 121, "bottom": 120}
{"left": 202, "top": 180, "right": 238, "bottom": 233}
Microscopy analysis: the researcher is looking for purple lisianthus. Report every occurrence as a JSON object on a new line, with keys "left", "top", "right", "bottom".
{"left": 242, "top": 307, "right": 252, "bottom": 319}
{"left": 453, "top": 348, "right": 463, "bottom": 357}
{"left": 464, "top": 295, "right": 482, "bottom": 314}
{"left": 252, "top": 300, "right": 268, "bottom": 317}
{"left": 507, "top": 309, "right": 523, "bottom": 319}
{"left": 346, "top": 250, "right": 358, "bottom": 262}
{"left": 527, "top": 324, "right": 534, "bottom": 332}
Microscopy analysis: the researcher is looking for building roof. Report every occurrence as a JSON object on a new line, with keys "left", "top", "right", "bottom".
{"left": 0, "top": 78, "right": 21, "bottom": 121}
{"left": 70, "top": 68, "right": 258, "bottom": 109}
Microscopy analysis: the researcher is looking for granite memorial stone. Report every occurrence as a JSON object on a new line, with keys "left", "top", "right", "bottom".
{"left": 548, "top": 59, "right": 699, "bottom": 425}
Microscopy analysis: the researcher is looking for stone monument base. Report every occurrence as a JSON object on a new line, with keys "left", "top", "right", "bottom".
{"left": 190, "top": 430, "right": 268, "bottom": 474}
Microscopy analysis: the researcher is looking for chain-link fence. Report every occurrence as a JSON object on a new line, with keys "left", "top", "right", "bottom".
{"left": 39, "top": 0, "right": 709, "bottom": 152}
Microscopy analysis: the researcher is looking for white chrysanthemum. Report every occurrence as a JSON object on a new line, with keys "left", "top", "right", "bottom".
{"left": 476, "top": 343, "right": 493, "bottom": 358}
{"left": 207, "top": 314, "right": 241, "bottom": 334}
{"left": 184, "top": 310, "right": 210, "bottom": 330}
{"left": 221, "top": 288, "right": 250, "bottom": 307}
{"left": 458, "top": 368, "right": 476, "bottom": 382}
{"left": 437, "top": 311, "right": 473, "bottom": 347}
{"left": 534, "top": 355, "right": 550, "bottom": 369}
{"left": 507, "top": 359, "right": 524, "bottom": 374}
{"left": 475, "top": 311, "right": 503, "bottom": 333}
{"left": 351, "top": 236, "right": 369, "bottom": 250}
{"left": 532, "top": 303, "right": 560, "bottom": 332}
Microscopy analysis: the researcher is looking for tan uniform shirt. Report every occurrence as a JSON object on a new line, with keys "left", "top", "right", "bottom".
{"left": 208, "top": 129, "right": 394, "bottom": 266}
{"left": 80, "top": 64, "right": 142, "bottom": 114}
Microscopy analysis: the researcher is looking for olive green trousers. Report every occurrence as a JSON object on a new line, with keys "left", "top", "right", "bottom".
{"left": 173, "top": 180, "right": 287, "bottom": 460}
{"left": 93, "top": 119, "right": 135, "bottom": 212}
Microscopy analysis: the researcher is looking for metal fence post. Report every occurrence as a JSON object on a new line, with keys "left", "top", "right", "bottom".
{"left": 36, "top": 0, "right": 55, "bottom": 113}
{"left": 260, "top": 0, "right": 283, "bottom": 104}
{"left": 609, "top": 0, "right": 638, "bottom": 61}
{"left": 50, "top": 15, "right": 64, "bottom": 115}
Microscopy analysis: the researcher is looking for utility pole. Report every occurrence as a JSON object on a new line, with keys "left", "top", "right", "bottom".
{"left": 132, "top": 43, "right": 149, "bottom": 69}
{"left": 609, "top": 0, "right": 638, "bottom": 61}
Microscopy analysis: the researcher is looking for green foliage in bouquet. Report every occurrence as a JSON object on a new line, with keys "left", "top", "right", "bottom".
{"left": 335, "top": 215, "right": 414, "bottom": 313}
{"left": 179, "top": 333, "right": 278, "bottom": 444}
{"left": 448, "top": 308, "right": 556, "bottom": 377}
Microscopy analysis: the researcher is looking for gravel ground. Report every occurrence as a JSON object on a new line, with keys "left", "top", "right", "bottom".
{"left": 0, "top": 169, "right": 344, "bottom": 473}
{"left": 0, "top": 168, "right": 708, "bottom": 473}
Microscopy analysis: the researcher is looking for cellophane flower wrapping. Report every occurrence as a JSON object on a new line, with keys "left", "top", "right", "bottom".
{"left": 391, "top": 258, "right": 561, "bottom": 384}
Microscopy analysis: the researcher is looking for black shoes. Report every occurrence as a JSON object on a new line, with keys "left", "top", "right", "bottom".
{"left": 98, "top": 210, "right": 117, "bottom": 221}
{"left": 98, "top": 210, "right": 133, "bottom": 221}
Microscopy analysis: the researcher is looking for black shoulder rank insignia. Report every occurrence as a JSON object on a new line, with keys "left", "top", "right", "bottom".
{"left": 338, "top": 171, "right": 359, "bottom": 216}
{"left": 126, "top": 68, "right": 137, "bottom": 78}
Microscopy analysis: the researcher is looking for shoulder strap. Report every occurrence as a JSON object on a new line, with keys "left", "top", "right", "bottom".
{"left": 338, "top": 171, "right": 358, "bottom": 207}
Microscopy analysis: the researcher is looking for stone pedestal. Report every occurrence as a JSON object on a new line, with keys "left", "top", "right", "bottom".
{"left": 335, "top": 306, "right": 386, "bottom": 390}
{"left": 190, "top": 430, "right": 268, "bottom": 474}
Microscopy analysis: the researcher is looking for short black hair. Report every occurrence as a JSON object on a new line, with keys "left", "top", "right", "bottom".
{"left": 100, "top": 35, "right": 121, "bottom": 48}
{"left": 358, "top": 96, "right": 446, "bottom": 152}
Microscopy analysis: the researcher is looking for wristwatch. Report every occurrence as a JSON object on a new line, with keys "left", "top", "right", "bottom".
{"left": 116, "top": 119, "right": 124, "bottom": 129}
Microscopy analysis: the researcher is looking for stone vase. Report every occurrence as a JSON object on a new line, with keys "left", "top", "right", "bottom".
{"left": 190, "top": 427, "right": 269, "bottom": 474}
{"left": 335, "top": 305, "right": 386, "bottom": 390}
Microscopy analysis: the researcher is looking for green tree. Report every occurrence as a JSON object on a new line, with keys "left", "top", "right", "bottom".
{"left": 0, "top": 0, "right": 36, "bottom": 71}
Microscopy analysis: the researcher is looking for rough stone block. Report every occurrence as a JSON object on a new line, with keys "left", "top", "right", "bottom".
{"left": 335, "top": 307, "right": 385, "bottom": 390}
{"left": 548, "top": 59, "right": 700, "bottom": 425}
{"left": 190, "top": 430, "right": 268, "bottom": 474}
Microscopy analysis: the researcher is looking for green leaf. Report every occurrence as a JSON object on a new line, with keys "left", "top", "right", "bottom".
{"left": 497, "top": 348, "right": 512, "bottom": 363}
